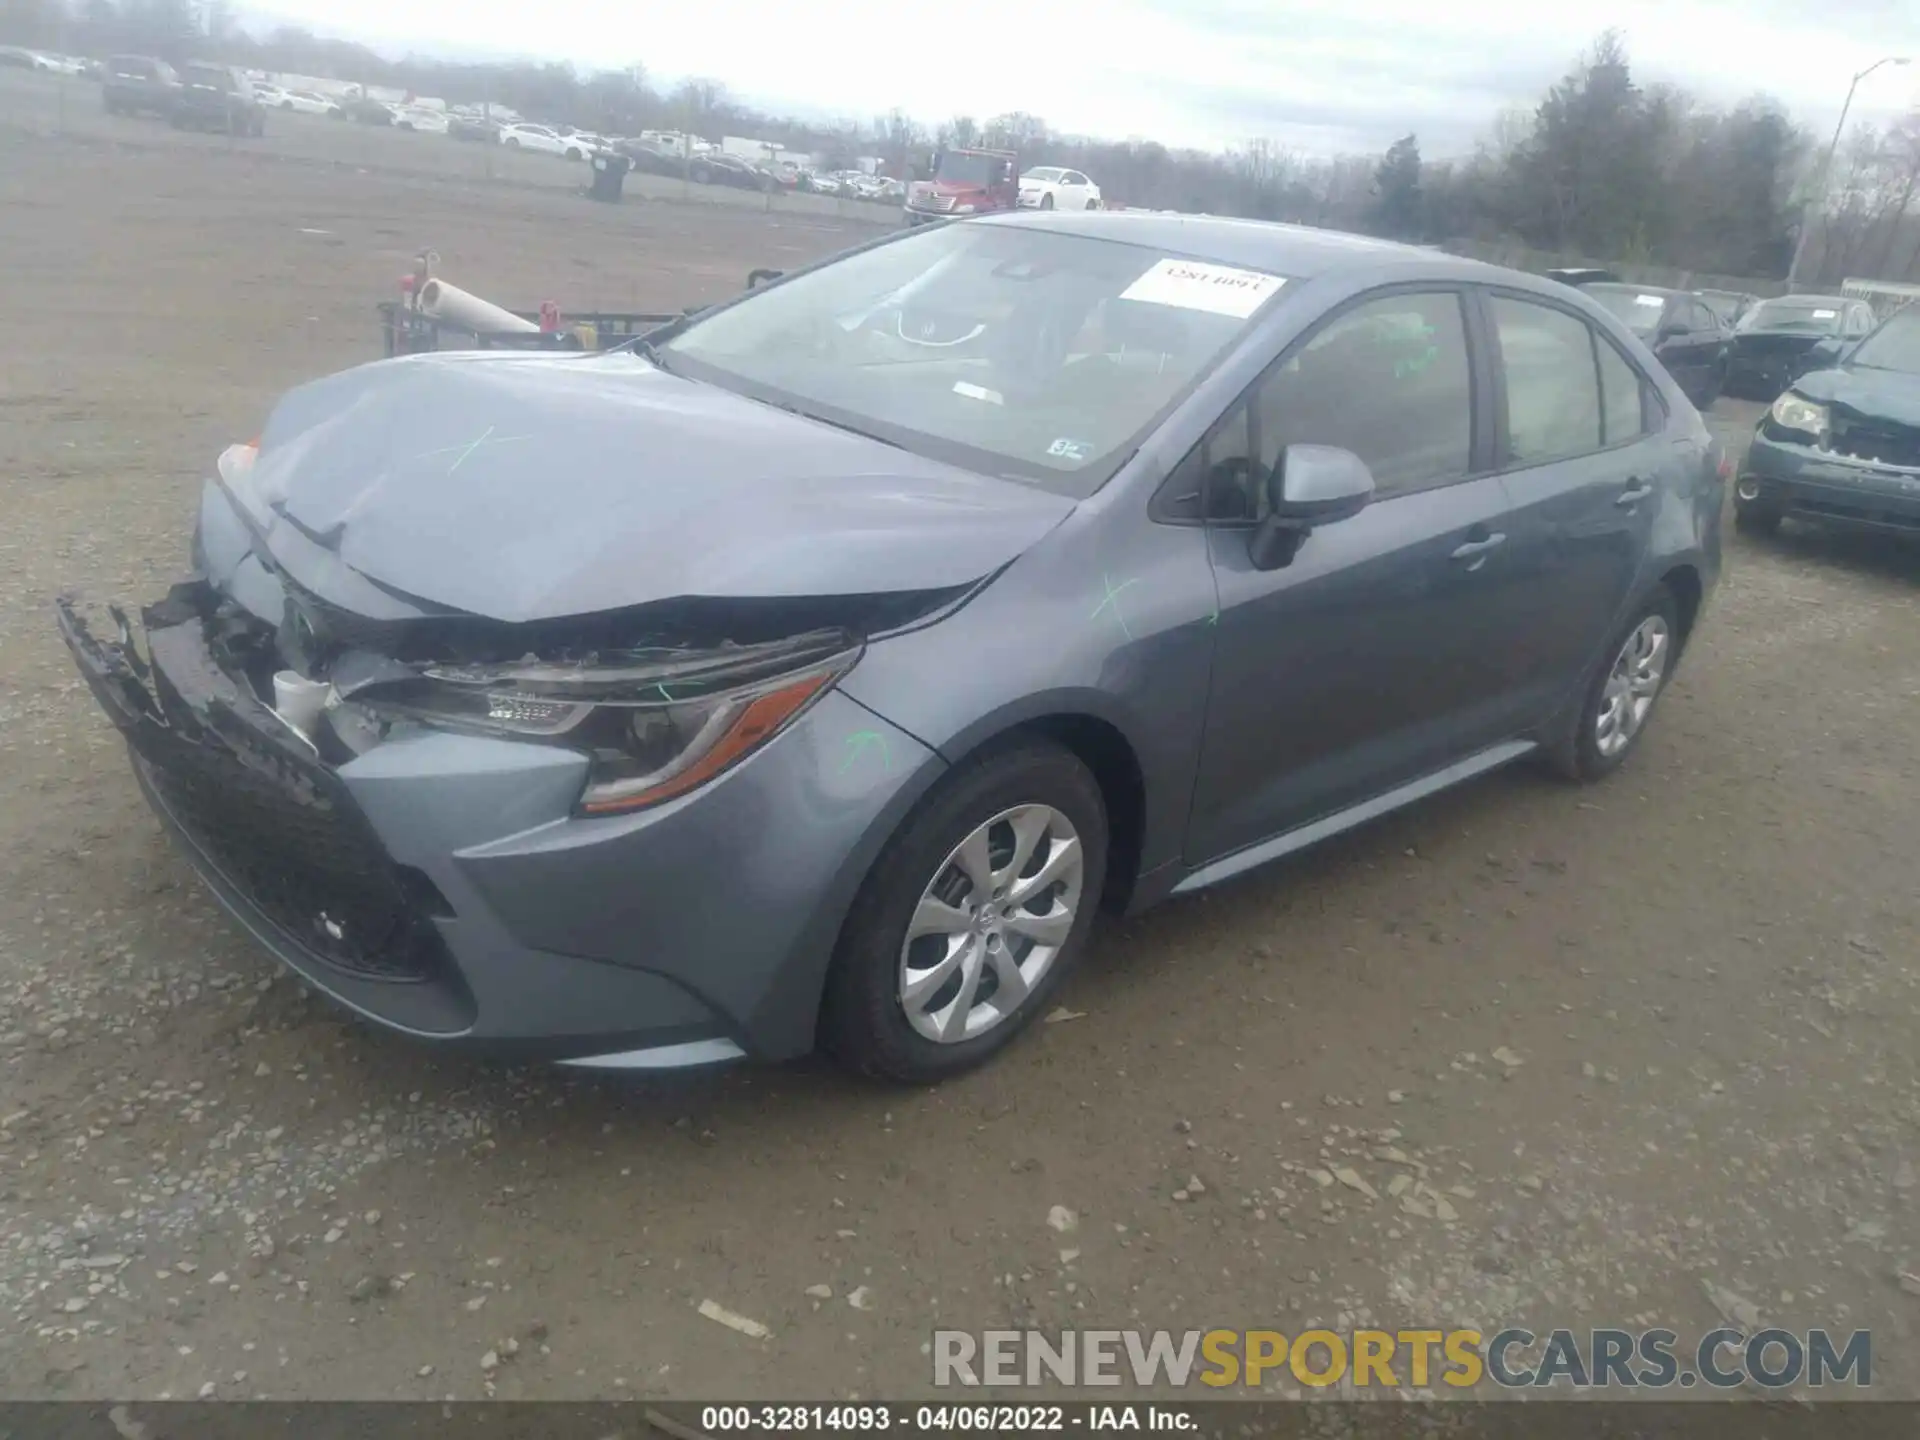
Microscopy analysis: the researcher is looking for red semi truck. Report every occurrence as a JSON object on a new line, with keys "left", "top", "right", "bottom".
{"left": 903, "top": 146, "right": 1018, "bottom": 226}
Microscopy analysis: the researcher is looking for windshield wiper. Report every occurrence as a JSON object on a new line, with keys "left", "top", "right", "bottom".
{"left": 759, "top": 397, "right": 909, "bottom": 451}
{"left": 631, "top": 337, "right": 677, "bottom": 375}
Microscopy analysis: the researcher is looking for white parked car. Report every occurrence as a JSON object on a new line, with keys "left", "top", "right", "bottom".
{"left": 392, "top": 105, "right": 450, "bottom": 134}
{"left": 1018, "top": 166, "right": 1101, "bottom": 211}
{"left": 560, "top": 129, "right": 611, "bottom": 158}
{"left": 498, "top": 122, "right": 583, "bottom": 158}
{"left": 251, "top": 82, "right": 290, "bottom": 105}
{"left": 279, "top": 89, "right": 343, "bottom": 117}
{"left": 28, "top": 51, "right": 89, "bottom": 76}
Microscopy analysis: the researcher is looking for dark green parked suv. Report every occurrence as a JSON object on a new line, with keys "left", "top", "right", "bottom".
{"left": 171, "top": 62, "right": 265, "bottom": 135}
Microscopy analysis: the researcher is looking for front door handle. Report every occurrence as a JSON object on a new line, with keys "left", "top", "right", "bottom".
{"left": 1616, "top": 478, "right": 1654, "bottom": 507}
{"left": 1449, "top": 531, "right": 1506, "bottom": 569}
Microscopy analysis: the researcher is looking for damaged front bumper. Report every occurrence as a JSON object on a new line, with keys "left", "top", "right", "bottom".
{"left": 1742, "top": 431, "right": 1920, "bottom": 536}
{"left": 56, "top": 580, "right": 939, "bottom": 1067}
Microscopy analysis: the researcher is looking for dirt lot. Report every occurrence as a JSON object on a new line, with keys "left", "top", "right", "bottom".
{"left": 3, "top": 70, "right": 1920, "bottom": 1404}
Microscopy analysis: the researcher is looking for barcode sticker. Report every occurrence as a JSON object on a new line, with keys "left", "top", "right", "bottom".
{"left": 1120, "top": 258, "right": 1285, "bottom": 318}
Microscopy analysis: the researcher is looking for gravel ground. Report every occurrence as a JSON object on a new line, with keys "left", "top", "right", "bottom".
{"left": 3, "top": 70, "right": 1919, "bottom": 1404}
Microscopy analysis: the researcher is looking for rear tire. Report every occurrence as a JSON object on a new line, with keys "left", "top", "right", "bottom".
{"left": 1540, "top": 585, "right": 1680, "bottom": 783}
{"left": 822, "top": 740, "right": 1108, "bottom": 1083}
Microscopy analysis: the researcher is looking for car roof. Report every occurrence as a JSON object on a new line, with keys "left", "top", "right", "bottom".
{"left": 977, "top": 210, "right": 1500, "bottom": 283}
{"left": 1756, "top": 293, "right": 1851, "bottom": 306}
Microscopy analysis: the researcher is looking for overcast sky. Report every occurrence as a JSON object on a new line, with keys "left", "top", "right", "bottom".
{"left": 262, "top": 0, "right": 1919, "bottom": 156}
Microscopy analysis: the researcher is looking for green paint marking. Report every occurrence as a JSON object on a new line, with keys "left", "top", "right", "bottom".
{"left": 1091, "top": 573, "right": 1143, "bottom": 641}
{"left": 414, "top": 425, "right": 532, "bottom": 475}
{"left": 840, "top": 729, "right": 892, "bottom": 775}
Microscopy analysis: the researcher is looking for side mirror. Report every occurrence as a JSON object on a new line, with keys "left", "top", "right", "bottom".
{"left": 1655, "top": 321, "right": 1684, "bottom": 344}
{"left": 1249, "top": 445, "right": 1374, "bottom": 571}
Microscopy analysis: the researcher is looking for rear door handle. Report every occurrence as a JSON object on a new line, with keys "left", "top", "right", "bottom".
{"left": 1449, "top": 531, "right": 1506, "bottom": 568}
{"left": 1616, "top": 479, "right": 1654, "bottom": 507}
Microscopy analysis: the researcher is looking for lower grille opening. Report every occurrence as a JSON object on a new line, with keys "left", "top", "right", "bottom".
{"left": 142, "top": 743, "right": 453, "bottom": 983}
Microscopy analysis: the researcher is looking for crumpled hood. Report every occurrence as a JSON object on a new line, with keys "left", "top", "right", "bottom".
{"left": 1792, "top": 364, "right": 1920, "bottom": 428}
{"left": 243, "top": 349, "right": 1074, "bottom": 623}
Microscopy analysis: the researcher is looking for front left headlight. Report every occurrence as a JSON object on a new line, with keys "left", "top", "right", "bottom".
{"left": 352, "top": 632, "right": 859, "bottom": 815}
{"left": 1769, "top": 391, "right": 1828, "bottom": 439}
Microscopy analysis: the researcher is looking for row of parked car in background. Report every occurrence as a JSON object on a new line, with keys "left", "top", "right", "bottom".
{"left": 1545, "top": 267, "right": 1920, "bottom": 542}
{"left": 9, "top": 50, "right": 923, "bottom": 206}
{"left": 1548, "top": 268, "right": 1883, "bottom": 411}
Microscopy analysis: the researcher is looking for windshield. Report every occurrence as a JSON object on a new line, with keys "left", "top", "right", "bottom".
{"left": 935, "top": 151, "right": 1002, "bottom": 187}
{"left": 1585, "top": 285, "right": 1671, "bottom": 337}
{"left": 1696, "top": 291, "right": 1746, "bottom": 324}
{"left": 1023, "top": 168, "right": 1064, "bottom": 184}
{"left": 1741, "top": 299, "right": 1844, "bottom": 333}
{"left": 661, "top": 223, "right": 1287, "bottom": 495}
{"left": 1846, "top": 309, "right": 1920, "bottom": 373}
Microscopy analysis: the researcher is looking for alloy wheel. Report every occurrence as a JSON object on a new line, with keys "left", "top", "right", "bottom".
{"left": 1594, "top": 615, "right": 1669, "bottom": 758}
{"left": 897, "top": 804, "right": 1084, "bottom": 1044}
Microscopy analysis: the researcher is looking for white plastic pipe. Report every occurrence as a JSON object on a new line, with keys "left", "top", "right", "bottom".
{"left": 415, "top": 277, "right": 539, "bottom": 335}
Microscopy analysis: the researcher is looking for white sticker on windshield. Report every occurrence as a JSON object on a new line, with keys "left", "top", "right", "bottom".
{"left": 1047, "top": 438, "right": 1094, "bottom": 463}
{"left": 952, "top": 380, "right": 1004, "bottom": 405}
{"left": 1120, "top": 258, "right": 1285, "bottom": 318}
{"left": 1813, "top": 309, "right": 1837, "bottom": 319}
{"left": 1634, "top": 294, "right": 1665, "bottom": 307}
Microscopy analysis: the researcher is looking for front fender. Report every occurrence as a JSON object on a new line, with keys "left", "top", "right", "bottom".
{"left": 839, "top": 511, "right": 1217, "bottom": 882}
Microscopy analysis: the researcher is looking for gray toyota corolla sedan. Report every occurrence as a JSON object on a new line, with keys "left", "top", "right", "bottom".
{"left": 58, "top": 213, "right": 1726, "bottom": 1082}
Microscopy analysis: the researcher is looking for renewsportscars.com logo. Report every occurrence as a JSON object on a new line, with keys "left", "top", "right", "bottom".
{"left": 931, "top": 1328, "right": 1872, "bottom": 1391}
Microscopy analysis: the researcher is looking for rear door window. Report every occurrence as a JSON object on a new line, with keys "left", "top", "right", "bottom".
{"left": 1596, "top": 338, "right": 1649, "bottom": 446}
{"left": 1489, "top": 296, "right": 1603, "bottom": 466}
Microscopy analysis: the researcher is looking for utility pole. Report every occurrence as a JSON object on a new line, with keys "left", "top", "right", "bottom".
{"left": 1786, "top": 56, "right": 1909, "bottom": 291}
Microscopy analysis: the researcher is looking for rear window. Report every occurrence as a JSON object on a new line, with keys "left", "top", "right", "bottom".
{"left": 181, "top": 64, "right": 233, "bottom": 89}
{"left": 110, "top": 56, "right": 153, "bottom": 77}
{"left": 1584, "top": 285, "right": 1671, "bottom": 339}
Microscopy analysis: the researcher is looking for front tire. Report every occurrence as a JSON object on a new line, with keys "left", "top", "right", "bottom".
{"left": 1541, "top": 586, "right": 1680, "bottom": 782}
{"left": 823, "top": 740, "right": 1108, "bottom": 1083}
{"left": 1039, "top": 192, "right": 1054, "bottom": 210}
